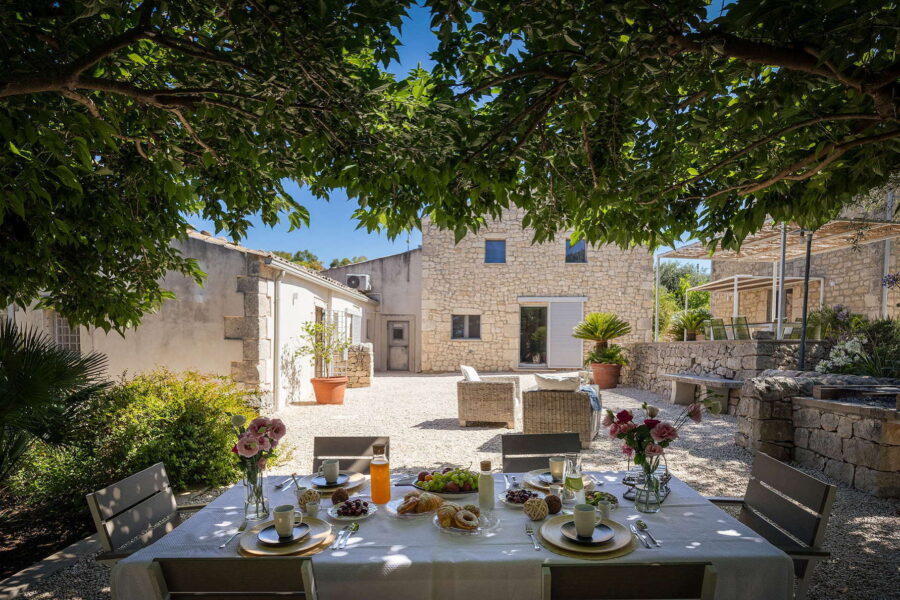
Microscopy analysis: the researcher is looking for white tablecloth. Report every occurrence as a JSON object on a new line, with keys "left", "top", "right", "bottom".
{"left": 111, "top": 472, "right": 793, "bottom": 600}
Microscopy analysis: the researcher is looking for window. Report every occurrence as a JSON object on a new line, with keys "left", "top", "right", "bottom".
{"left": 53, "top": 312, "right": 81, "bottom": 353}
{"left": 565, "top": 238, "right": 587, "bottom": 263}
{"left": 451, "top": 315, "right": 481, "bottom": 339}
{"left": 484, "top": 240, "right": 506, "bottom": 263}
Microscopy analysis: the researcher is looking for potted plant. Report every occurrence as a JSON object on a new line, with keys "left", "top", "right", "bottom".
{"left": 296, "top": 320, "right": 352, "bottom": 405}
{"left": 670, "top": 308, "right": 711, "bottom": 341}
{"left": 573, "top": 312, "right": 632, "bottom": 389}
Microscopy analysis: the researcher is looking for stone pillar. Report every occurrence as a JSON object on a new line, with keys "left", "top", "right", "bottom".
{"left": 735, "top": 376, "right": 798, "bottom": 460}
{"left": 334, "top": 343, "right": 374, "bottom": 388}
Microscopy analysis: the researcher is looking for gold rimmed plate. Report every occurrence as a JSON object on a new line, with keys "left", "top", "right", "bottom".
{"left": 297, "top": 471, "right": 365, "bottom": 495}
{"left": 539, "top": 514, "right": 633, "bottom": 556}
{"left": 239, "top": 517, "right": 333, "bottom": 556}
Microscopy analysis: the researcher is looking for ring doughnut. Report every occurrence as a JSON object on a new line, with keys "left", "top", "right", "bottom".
{"left": 453, "top": 509, "right": 479, "bottom": 530}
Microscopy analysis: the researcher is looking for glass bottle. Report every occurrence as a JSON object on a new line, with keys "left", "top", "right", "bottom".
{"left": 370, "top": 443, "right": 391, "bottom": 504}
{"left": 478, "top": 460, "right": 495, "bottom": 511}
{"left": 564, "top": 452, "right": 585, "bottom": 504}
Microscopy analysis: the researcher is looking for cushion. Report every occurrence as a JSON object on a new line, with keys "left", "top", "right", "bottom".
{"left": 535, "top": 373, "right": 581, "bottom": 391}
{"left": 460, "top": 365, "right": 481, "bottom": 382}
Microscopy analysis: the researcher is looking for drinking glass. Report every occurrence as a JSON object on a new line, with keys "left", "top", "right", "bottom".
{"left": 564, "top": 453, "right": 585, "bottom": 504}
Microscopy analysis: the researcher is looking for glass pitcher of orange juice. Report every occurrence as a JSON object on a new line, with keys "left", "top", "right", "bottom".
{"left": 370, "top": 443, "right": 391, "bottom": 504}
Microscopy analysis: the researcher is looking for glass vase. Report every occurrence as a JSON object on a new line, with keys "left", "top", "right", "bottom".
{"left": 634, "top": 471, "right": 662, "bottom": 513}
{"left": 243, "top": 461, "right": 269, "bottom": 521}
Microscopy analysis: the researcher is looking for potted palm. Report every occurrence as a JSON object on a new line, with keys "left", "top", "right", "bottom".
{"left": 573, "top": 312, "right": 632, "bottom": 389}
{"left": 295, "top": 320, "right": 352, "bottom": 405}
{"left": 671, "top": 308, "right": 711, "bottom": 341}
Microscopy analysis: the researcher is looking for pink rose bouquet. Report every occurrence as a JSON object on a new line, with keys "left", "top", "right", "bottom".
{"left": 604, "top": 398, "right": 720, "bottom": 477}
{"left": 229, "top": 414, "right": 287, "bottom": 520}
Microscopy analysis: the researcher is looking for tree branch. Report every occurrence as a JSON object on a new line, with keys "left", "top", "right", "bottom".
{"left": 172, "top": 109, "right": 217, "bottom": 160}
{"left": 581, "top": 121, "right": 598, "bottom": 188}
{"left": 454, "top": 69, "right": 571, "bottom": 99}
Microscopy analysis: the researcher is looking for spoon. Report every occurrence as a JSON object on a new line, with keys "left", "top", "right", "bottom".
{"left": 635, "top": 520, "right": 661, "bottom": 546}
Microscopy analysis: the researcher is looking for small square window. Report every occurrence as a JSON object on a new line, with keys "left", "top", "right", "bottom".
{"left": 565, "top": 238, "right": 587, "bottom": 263}
{"left": 485, "top": 240, "right": 506, "bottom": 263}
{"left": 451, "top": 315, "right": 481, "bottom": 339}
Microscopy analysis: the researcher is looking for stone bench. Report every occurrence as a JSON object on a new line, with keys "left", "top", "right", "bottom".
{"left": 661, "top": 373, "right": 744, "bottom": 408}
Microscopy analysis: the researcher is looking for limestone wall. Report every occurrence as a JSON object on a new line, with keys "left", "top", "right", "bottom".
{"left": 735, "top": 371, "right": 899, "bottom": 497}
{"left": 419, "top": 208, "right": 655, "bottom": 372}
{"left": 622, "top": 340, "right": 829, "bottom": 398}
{"left": 334, "top": 344, "right": 374, "bottom": 388}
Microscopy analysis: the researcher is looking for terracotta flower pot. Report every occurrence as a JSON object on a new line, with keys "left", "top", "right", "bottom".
{"left": 685, "top": 331, "right": 697, "bottom": 341}
{"left": 590, "top": 363, "right": 622, "bottom": 389}
{"left": 311, "top": 376, "right": 348, "bottom": 405}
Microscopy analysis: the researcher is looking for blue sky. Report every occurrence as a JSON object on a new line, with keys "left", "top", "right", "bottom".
{"left": 189, "top": 2, "right": 708, "bottom": 270}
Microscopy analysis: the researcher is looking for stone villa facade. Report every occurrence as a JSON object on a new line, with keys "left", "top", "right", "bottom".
{"left": 325, "top": 209, "right": 655, "bottom": 373}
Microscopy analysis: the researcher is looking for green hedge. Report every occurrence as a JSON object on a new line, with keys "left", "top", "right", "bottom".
{"left": 9, "top": 370, "right": 258, "bottom": 514}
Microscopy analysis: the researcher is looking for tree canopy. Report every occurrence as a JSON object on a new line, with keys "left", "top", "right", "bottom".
{"left": 342, "top": 0, "right": 900, "bottom": 248}
{"left": 0, "top": 0, "right": 408, "bottom": 330}
{"left": 329, "top": 256, "right": 369, "bottom": 268}
{"left": 271, "top": 250, "right": 324, "bottom": 271}
{"left": 3, "top": 0, "right": 898, "bottom": 330}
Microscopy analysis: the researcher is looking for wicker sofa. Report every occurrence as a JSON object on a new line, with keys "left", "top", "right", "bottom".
{"left": 521, "top": 387, "right": 601, "bottom": 448}
{"left": 457, "top": 375, "right": 520, "bottom": 428}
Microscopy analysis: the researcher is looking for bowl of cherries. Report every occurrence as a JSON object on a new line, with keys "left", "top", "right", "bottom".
{"left": 328, "top": 497, "right": 378, "bottom": 521}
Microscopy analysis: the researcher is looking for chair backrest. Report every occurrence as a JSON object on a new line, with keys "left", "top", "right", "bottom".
{"left": 501, "top": 433, "right": 581, "bottom": 472}
{"left": 708, "top": 318, "right": 727, "bottom": 340}
{"left": 786, "top": 324, "right": 802, "bottom": 339}
{"left": 85, "top": 462, "right": 178, "bottom": 552}
{"left": 312, "top": 436, "right": 390, "bottom": 474}
{"left": 542, "top": 563, "right": 716, "bottom": 600}
{"left": 151, "top": 557, "right": 316, "bottom": 599}
{"left": 731, "top": 316, "right": 751, "bottom": 340}
{"left": 739, "top": 452, "right": 836, "bottom": 550}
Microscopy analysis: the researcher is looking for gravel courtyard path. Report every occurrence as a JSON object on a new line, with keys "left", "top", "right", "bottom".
{"left": 14, "top": 373, "right": 899, "bottom": 600}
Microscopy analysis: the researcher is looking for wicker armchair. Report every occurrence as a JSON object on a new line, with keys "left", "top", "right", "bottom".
{"left": 457, "top": 376, "right": 520, "bottom": 428}
{"left": 521, "top": 387, "right": 601, "bottom": 448}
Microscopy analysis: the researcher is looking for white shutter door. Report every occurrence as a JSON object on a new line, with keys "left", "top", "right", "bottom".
{"left": 547, "top": 301, "right": 584, "bottom": 368}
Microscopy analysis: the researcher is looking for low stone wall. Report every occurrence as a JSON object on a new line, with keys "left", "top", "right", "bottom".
{"left": 335, "top": 343, "right": 373, "bottom": 388}
{"left": 622, "top": 339, "right": 829, "bottom": 397}
{"left": 736, "top": 370, "right": 899, "bottom": 498}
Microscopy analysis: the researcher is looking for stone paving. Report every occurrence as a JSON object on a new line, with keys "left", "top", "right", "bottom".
{"left": 9, "top": 372, "right": 898, "bottom": 600}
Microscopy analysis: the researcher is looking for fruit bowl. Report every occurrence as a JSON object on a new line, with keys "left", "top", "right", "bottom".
{"left": 327, "top": 497, "right": 378, "bottom": 521}
{"left": 413, "top": 467, "right": 479, "bottom": 496}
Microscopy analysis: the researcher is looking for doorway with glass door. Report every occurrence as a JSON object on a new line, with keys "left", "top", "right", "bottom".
{"left": 519, "top": 300, "right": 584, "bottom": 368}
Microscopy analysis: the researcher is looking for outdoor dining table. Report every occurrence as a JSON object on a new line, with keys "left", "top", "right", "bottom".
{"left": 110, "top": 471, "right": 794, "bottom": 600}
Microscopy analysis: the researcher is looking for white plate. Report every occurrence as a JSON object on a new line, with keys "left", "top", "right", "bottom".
{"left": 327, "top": 502, "right": 378, "bottom": 521}
{"left": 497, "top": 489, "right": 544, "bottom": 509}
{"left": 431, "top": 512, "right": 499, "bottom": 536}
{"left": 385, "top": 497, "right": 433, "bottom": 518}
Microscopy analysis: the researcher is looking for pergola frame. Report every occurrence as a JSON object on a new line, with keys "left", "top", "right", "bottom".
{"left": 685, "top": 274, "right": 825, "bottom": 321}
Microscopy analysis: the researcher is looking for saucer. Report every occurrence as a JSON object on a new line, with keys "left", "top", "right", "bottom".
{"left": 559, "top": 521, "right": 615, "bottom": 546}
{"left": 257, "top": 523, "right": 310, "bottom": 546}
{"left": 311, "top": 474, "right": 349, "bottom": 488}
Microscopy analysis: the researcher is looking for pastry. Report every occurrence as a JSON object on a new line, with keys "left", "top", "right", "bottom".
{"left": 415, "top": 492, "right": 443, "bottom": 513}
{"left": 403, "top": 489, "right": 422, "bottom": 502}
{"left": 298, "top": 488, "right": 320, "bottom": 506}
{"left": 437, "top": 505, "right": 458, "bottom": 527}
{"left": 462, "top": 504, "right": 480, "bottom": 517}
{"left": 544, "top": 494, "right": 562, "bottom": 515}
{"left": 453, "top": 509, "right": 479, "bottom": 530}
{"left": 397, "top": 498, "right": 419, "bottom": 514}
{"left": 523, "top": 497, "right": 549, "bottom": 521}
{"left": 330, "top": 487, "right": 349, "bottom": 505}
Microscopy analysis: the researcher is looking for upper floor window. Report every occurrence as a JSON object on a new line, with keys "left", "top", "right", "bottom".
{"left": 565, "top": 238, "right": 587, "bottom": 263}
{"left": 485, "top": 240, "right": 506, "bottom": 263}
{"left": 53, "top": 312, "right": 81, "bottom": 353}
{"left": 451, "top": 314, "right": 481, "bottom": 339}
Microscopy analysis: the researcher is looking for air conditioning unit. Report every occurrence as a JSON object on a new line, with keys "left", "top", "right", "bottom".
{"left": 346, "top": 274, "right": 372, "bottom": 291}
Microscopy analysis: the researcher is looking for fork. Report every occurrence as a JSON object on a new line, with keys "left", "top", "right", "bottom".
{"left": 524, "top": 523, "right": 541, "bottom": 551}
{"left": 331, "top": 525, "right": 351, "bottom": 550}
{"left": 275, "top": 474, "right": 295, "bottom": 490}
{"left": 339, "top": 522, "right": 359, "bottom": 550}
{"left": 218, "top": 520, "right": 246, "bottom": 548}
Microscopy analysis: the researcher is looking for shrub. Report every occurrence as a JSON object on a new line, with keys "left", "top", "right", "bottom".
{"left": 585, "top": 344, "right": 628, "bottom": 366}
{"left": 669, "top": 308, "right": 712, "bottom": 339}
{"left": 814, "top": 317, "right": 900, "bottom": 379}
{"left": 9, "top": 370, "right": 258, "bottom": 514}
{"left": 573, "top": 313, "right": 632, "bottom": 351}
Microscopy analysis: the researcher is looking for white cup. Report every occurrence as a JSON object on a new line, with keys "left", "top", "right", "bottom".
{"left": 595, "top": 500, "right": 611, "bottom": 522}
{"left": 305, "top": 502, "right": 319, "bottom": 518}
{"left": 549, "top": 456, "right": 566, "bottom": 481}
{"left": 273, "top": 504, "right": 295, "bottom": 538}
{"left": 573, "top": 503, "right": 597, "bottom": 538}
{"left": 318, "top": 459, "right": 340, "bottom": 484}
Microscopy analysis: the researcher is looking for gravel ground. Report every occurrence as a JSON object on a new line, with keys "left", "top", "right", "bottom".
{"left": 13, "top": 372, "right": 899, "bottom": 599}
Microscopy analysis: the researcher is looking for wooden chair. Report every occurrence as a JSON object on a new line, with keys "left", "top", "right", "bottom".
{"left": 731, "top": 316, "right": 752, "bottom": 340}
{"left": 312, "top": 436, "right": 389, "bottom": 474}
{"left": 85, "top": 463, "right": 204, "bottom": 565}
{"left": 501, "top": 433, "right": 581, "bottom": 472}
{"left": 708, "top": 451, "right": 836, "bottom": 600}
{"left": 151, "top": 557, "right": 317, "bottom": 599}
{"left": 542, "top": 563, "right": 716, "bottom": 600}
